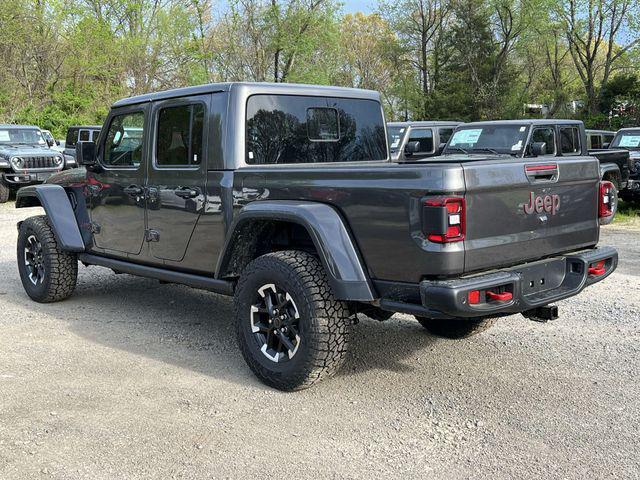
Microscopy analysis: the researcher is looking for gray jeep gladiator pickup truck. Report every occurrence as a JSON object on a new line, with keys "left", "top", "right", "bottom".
{"left": 0, "top": 124, "right": 65, "bottom": 203}
{"left": 443, "top": 120, "right": 631, "bottom": 220}
{"left": 14, "top": 83, "right": 618, "bottom": 390}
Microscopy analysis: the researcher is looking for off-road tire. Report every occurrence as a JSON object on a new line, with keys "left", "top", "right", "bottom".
{"left": 415, "top": 316, "right": 496, "bottom": 339}
{"left": 17, "top": 215, "right": 78, "bottom": 303}
{"left": 235, "top": 250, "right": 350, "bottom": 391}
{"left": 0, "top": 181, "right": 10, "bottom": 203}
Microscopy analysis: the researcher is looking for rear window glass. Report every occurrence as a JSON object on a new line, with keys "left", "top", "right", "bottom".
{"left": 246, "top": 95, "right": 387, "bottom": 164}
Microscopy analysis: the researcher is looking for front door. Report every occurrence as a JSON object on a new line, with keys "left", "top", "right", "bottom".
{"left": 88, "top": 106, "right": 148, "bottom": 256}
{"left": 146, "top": 95, "right": 209, "bottom": 262}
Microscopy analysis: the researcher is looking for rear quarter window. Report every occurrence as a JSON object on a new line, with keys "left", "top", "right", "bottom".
{"left": 246, "top": 95, "right": 387, "bottom": 164}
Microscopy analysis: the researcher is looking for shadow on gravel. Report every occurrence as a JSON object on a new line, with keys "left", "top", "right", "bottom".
{"left": 1, "top": 261, "right": 437, "bottom": 387}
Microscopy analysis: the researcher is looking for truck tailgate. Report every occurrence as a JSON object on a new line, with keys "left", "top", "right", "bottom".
{"left": 462, "top": 157, "right": 600, "bottom": 273}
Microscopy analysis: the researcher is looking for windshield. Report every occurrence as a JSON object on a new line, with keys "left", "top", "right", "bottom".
{"left": 611, "top": 130, "right": 640, "bottom": 150}
{"left": 387, "top": 126, "right": 407, "bottom": 151}
{"left": 0, "top": 128, "right": 46, "bottom": 145}
{"left": 444, "top": 125, "right": 529, "bottom": 155}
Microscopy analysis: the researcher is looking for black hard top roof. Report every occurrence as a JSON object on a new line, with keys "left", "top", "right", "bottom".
{"left": 387, "top": 121, "right": 461, "bottom": 127}
{"left": 67, "top": 125, "right": 102, "bottom": 129}
{"left": 458, "top": 119, "right": 583, "bottom": 127}
{"left": 585, "top": 129, "right": 615, "bottom": 134}
{"left": 112, "top": 82, "right": 381, "bottom": 108}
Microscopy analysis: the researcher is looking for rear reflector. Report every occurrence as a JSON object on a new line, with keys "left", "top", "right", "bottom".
{"left": 423, "top": 197, "right": 466, "bottom": 243}
{"left": 468, "top": 290, "right": 480, "bottom": 304}
{"left": 599, "top": 181, "right": 615, "bottom": 218}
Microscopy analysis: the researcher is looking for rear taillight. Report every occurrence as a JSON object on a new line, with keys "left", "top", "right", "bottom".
{"left": 599, "top": 181, "right": 615, "bottom": 218}
{"left": 423, "top": 197, "right": 465, "bottom": 243}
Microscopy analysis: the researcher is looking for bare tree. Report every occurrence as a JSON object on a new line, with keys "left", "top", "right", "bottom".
{"left": 559, "top": 0, "right": 640, "bottom": 113}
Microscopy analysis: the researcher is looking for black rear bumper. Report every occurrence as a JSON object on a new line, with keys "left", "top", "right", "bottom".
{"left": 379, "top": 246, "right": 617, "bottom": 319}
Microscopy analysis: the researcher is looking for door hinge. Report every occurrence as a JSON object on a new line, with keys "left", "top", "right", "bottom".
{"left": 145, "top": 229, "right": 160, "bottom": 242}
{"left": 89, "top": 222, "right": 101, "bottom": 234}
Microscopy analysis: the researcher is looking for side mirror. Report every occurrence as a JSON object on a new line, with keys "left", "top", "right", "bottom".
{"left": 76, "top": 141, "right": 97, "bottom": 166}
{"left": 602, "top": 142, "right": 610, "bottom": 149}
{"left": 404, "top": 141, "right": 420, "bottom": 156}
{"left": 530, "top": 142, "right": 546, "bottom": 156}
{"left": 46, "top": 138, "right": 54, "bottom": 148}
{"left": 56, "top": 140, "right": 60, "bottom": 146}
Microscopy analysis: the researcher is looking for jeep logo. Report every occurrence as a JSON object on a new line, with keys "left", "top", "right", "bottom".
{"left": 524, "top": 192, "right": 560, "bottom": 215}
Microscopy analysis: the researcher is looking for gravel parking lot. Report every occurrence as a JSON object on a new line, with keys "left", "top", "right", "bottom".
{"left": 0, "top": 201, "right": 639, "bottom": 479}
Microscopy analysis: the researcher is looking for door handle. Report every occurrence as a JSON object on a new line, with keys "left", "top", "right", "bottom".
{"left": 174, "top": 187, "right": 199, "bottom": 199}
{"left": 123, "top": 185, "right": 143, "bottom": 196}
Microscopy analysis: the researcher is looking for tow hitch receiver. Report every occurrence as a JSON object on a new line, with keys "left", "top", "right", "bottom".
{"left": 522, "top": 305, "right": 559, "bottom": 323}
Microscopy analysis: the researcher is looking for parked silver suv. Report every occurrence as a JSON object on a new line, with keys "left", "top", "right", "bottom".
{"left": 0, "top": 124, "right": 64, "bottom": 203}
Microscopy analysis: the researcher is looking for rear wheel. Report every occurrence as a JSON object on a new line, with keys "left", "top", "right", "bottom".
{"left": 235, "top": 250, "right": 351, "bottom": 391}
{"left": 415, "top": 316, "right": 496, "bottom": 339}
{"left": 17, "top": 216, "right": 78, "bottom": 303}
{"left": 0, "top": 181, "right": 10, "bottom": 203}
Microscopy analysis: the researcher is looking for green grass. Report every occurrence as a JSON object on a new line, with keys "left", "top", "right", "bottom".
{"left": 613, "top": 199, "right": 640, "bottom": 225}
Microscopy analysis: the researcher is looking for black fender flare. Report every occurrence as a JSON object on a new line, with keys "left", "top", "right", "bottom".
{"left": 599, "top": 163, "right": 621, "bottom": 183}
{"left": 15, "top": 184, "right": 85, "bottom": 252}
{"left": 216, "top": 200, "right": 375, "bottom": 301}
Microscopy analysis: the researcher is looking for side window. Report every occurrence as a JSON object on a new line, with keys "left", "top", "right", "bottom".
{"left": 156, "top": 104, "right": 204, "bottom": 167}
{"left": 408, "top": 128, "right": 434, "bottom": 154}
{"left": 246, "top": 94, "right": 386, "bottom": 164}
{"left": 439, "top": 128, "right": 454, "bottom": 145}
{"left": 65, "top": 128, "right": 78, "bottom": 147}
{"left": 103, "top": 111, "right": 145, "bottom": 168}
{"left": 604, "top": 134, "right": 614, "bottom": 145}
{"left": 531, "top": 127, "right": 556, "bottom": 155}
{"left": 91, "top": 130, "right": 101, "bottom": 142}
{"left": 560, "top": 127, "right": 580, "bottom": 155}
{"left": 590, "top": 134, "right": 602, "bottom": 149}
{"left": 79, "top": 130, "right": 90, "bottom": 142}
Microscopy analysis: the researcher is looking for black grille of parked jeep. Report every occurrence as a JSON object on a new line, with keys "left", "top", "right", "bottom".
{"left": 23, "top": 156, "right": 56, "bottom": 169}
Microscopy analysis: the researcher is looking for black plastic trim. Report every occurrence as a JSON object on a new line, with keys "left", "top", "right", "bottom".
{"left": 15, "top": 184, "right": 85, "bottom": 252}
{"left": 78, "top": 254, "right": 234, "bottom": 295}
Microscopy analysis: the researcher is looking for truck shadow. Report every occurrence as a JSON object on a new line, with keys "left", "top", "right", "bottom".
{"left": 1, "top": 262, "right": 438, "bottom": 389}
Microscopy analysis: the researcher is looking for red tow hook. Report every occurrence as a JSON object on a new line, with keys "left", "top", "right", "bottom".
{"left": 588, "top": 260, "right": 606, "bottom": 276}
{"left": 486, "top": 291, "right": 513, "bottom": 302}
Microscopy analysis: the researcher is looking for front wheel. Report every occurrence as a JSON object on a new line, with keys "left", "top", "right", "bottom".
{"left": 234, "top": 250, "right": 350, "bottom": 391}
{"left": 415, "top": 316, "right": 496, "bottom": 339}
{"left": 17, "top": 216, "right": 78, "bottom": 303}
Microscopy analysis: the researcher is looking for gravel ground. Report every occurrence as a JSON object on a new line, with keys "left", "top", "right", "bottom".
{"left": 0, "top": 201, "right": 639, "bottom": 480}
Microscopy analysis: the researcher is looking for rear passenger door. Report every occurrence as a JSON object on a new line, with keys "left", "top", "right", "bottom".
{"left": 146, "top": 94, "right": 208, "bottom": 263}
